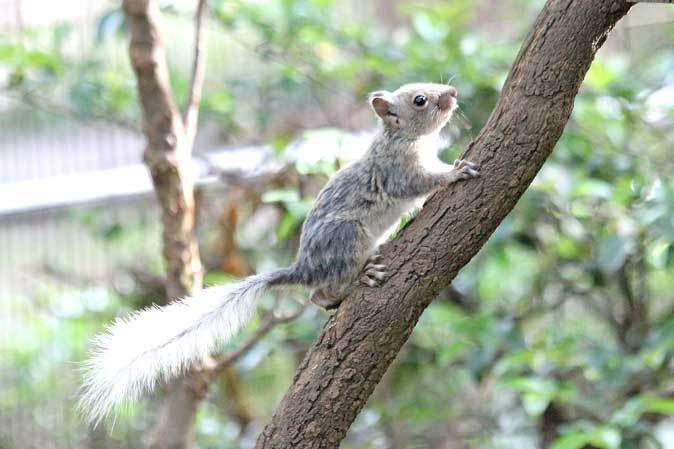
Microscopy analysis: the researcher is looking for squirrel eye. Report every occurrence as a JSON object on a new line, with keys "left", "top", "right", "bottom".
{"left": 413, "top": 95, "right": 427, "bottom": 107}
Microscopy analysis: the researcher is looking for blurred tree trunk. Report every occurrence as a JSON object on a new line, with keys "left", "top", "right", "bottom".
{"left": 122, "top": 1, "right": 208, "bottom": 448}
{"left": 369, "top": 0, "right": 407, "bottom": 30}
{"left": 254, "top": 1, "right": 634, "bottom": 448}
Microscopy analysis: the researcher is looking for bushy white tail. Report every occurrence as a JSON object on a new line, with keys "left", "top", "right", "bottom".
{"left": 79, "top": 271, "right": 282, "bottom": 425}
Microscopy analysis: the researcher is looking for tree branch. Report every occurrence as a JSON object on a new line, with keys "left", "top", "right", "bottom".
{"left": 208, "top": 297, "right": 307, "bottom": 373}
{"left": 1, "top": 89, "right": 141, "bottom": 132}
{"left": 123, "top": 0, "right": 202, "bottom": 302}
{"left": 183, "top": 0, "right": 208, "bottom": 148}
{"left": 254, "top": 1, "right": 634, "bottom": 448}
{"left": 122, "top": 1, "right": 205, "bottom": 448}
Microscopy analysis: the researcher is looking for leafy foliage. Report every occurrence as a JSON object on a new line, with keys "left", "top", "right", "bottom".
{"left": 1, "top": 1, "right": 673, "bottom": 449}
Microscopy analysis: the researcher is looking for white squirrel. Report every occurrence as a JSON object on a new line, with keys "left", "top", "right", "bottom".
{"left": 79, "top": 83, "right": 479, "bottom": 425}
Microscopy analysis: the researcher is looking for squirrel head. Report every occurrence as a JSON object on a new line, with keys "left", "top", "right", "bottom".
{"left": 369, "top": 83, "right": 458, "bottom": 137}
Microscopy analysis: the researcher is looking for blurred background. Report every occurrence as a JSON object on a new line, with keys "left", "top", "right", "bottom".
{"left": 1, "top": 1, "right": 674, "bottom": 448}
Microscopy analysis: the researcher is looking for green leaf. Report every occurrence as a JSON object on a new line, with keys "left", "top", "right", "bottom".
{"left": 96, "top": 8, "right": 126, "bottom": 42}
{"left": 284, "top": 200, "right": 312, "bottom": 223}
{"left": 271, "top": 133, "right": 292, "bottom": 156}
{"left": 0, "top": 41, "right": 18, "bottom": 62}
{"left": 551, "top": 432, "right": 593, "bottom": 449}
{"left": 500, "top": 376, "right": 558, "bottom": 395}
{"left": 551, "top": 427, "right": 621, "bottom": 449}
{"left": 597, "top": 235, "right": 628, "bottom": 273}
{"left": 203, "top": 271, "right": 237, "bottom": 286}
{"left": 615, "top": 394, "right": 674, "bottom": 427}
{"left": 573, "top": 179, "right": 613, "bottom": 199}
{"left": 411, "top": 12, "right": 449, "bottom": 43}
{"left": 612, "top": 398, "right": 646, "bottom": 428}
{"left": 205, "top": 90, "right": 234, "bottom": 115}
{"left": 276, "top": 212, "right": 299, "bottom": 241}
{"left": 585, "top": 61, "right": 617, "bottom": 91}
{"left": 642, "top": 395, "right": 674, "bottom": 414}
{"left": 522, "top": 392, "right": 552, "bottom": 417}
{"left": 592, "top": 427, "right": 621, "bottom": 449}
{"left": 261, "top": 189, "right": 301, "bottom": 204}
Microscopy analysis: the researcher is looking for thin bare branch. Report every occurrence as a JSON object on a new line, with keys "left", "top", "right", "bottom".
{"left": 209, "top": 297, "right": 307, "bottom": 372}
{"left": 1, "top": 90, "right": 140, "bottom": 132}
{"left": 183, "top": 0, "right": 208, "bottom": 148}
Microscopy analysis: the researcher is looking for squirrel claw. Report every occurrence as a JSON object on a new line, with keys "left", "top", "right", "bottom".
{"left": 367, "top": 253, "right": 382, "bottom": 263}
{"left": 454, "top": 159, "right": 479, "bottom": 170}
{"left": 453, "top": 159, "right": 480, "bottom": 179}
{"left": 361, "top": 262, "right": 388, "bottom": 287}
{"left": 365, "top": 265, "right": 387, "bottom": 279}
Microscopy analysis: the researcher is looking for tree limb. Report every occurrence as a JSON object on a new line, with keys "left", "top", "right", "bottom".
{"left": 1, "top": 89, "right": 141, "bottom": 132}
{"left": 123, "top": 0, "right": 202, "bottom": 303}
{"left": 254, "top": 1, "right": 634, "bottom": 448}
{"left": 208, "top": 297, "right": 308, "bottom": 373}
{"left": 122, "top": 1, "right": 205, "bottom": 448}
{"left": 183, "top": 0, "right": 208, "bottom": 147}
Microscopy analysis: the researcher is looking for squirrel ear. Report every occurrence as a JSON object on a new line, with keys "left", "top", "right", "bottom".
{"left": 369, "top": 93, "right": 393, "bottom": 119}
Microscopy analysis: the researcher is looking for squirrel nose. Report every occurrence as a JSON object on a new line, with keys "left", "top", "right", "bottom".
{"left": 438, "top": 87, "right": 458, "bottom": 110}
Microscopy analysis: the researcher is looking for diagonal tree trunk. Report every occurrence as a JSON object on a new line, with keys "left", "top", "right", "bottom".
{"left": 254, "top": 1, "right": 634, "bottom": 448}
{"left": 122, "top": 1, "right": 208, "bottom": 448}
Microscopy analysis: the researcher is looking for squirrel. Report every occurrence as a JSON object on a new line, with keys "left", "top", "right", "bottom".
{"left": 79, "top": 82, "right": 480, "bottom": 424}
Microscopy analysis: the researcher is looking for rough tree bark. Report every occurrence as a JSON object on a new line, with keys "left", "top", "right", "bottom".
{"left": 255, "top": 1, "right": 634, "bottom": 448}
{"left": 122, "top": 1, "right": 208, "bottom": 449}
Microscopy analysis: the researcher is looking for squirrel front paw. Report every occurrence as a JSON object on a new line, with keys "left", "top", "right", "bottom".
{"left": 360, "top": 257, "right": 388, "bottom": 288}
{"left": 452, "top": 159, "right": 480, "bottom": 179}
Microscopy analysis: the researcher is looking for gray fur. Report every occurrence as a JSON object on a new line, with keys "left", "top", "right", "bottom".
{"left": 80, "top": 83, "right": 480, "bottom": 421}
{"left": 286, "top": 83, "right": 480, "bottom": 307}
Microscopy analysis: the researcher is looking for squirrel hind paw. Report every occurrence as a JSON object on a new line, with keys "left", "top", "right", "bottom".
{"left": 310, "top": 289, "right": 343, "bottom": 310}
